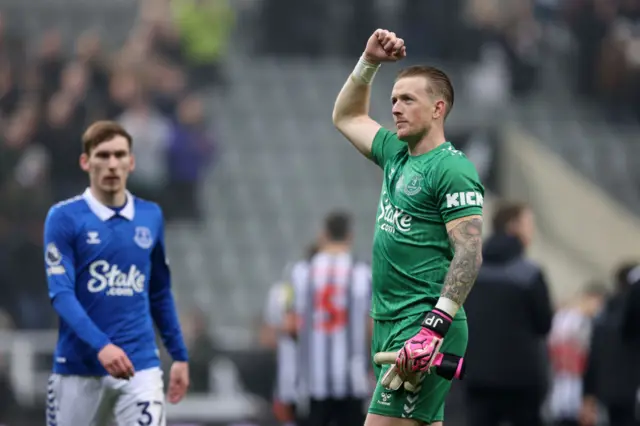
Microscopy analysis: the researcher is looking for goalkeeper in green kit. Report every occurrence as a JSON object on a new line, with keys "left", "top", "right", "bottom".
{"left": 332, "top": 29, "right": 484, "bottom": 426}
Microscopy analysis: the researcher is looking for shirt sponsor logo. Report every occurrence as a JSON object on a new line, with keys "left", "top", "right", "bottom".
{"left": 377, "top": 191, "right": 412, "bottom": 234}
{"left": 445, "top": 191, "right": 483, "bottom": 209}
{"left": 87, "top": 260, "right": 146, "bottom": 296}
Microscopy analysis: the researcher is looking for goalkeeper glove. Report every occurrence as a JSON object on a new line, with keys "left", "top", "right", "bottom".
{"left": 379, "top": 363, "right": 404, "bottom": 391}
{"left": 374, "top": 352, "right": 423, "bottom": 392}
{"left": 396, "top": 309, "right": 452, "bottom": 377}
{"left": 375, "top": 351, "right": 465, "bottom": 391}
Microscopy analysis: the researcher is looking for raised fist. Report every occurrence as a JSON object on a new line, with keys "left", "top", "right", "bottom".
{"left": 363, "top": 29, "right": 406, "bottom": 65}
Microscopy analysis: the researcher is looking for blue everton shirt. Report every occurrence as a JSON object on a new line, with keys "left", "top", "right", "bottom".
{"left": 44, "top": 188, "right": 188, "bottom": 376}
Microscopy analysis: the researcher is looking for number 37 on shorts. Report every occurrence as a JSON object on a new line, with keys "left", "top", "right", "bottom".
{"left": 47, "top": 367, "right": 166, "bottom": 426}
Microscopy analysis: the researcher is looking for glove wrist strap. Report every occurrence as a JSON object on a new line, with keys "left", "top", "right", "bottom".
{"left": 421, "top": 309, "right": 452, "bottom": 336}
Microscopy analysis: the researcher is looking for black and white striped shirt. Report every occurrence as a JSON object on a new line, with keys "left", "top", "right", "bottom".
{"left": 264, "top": 281, "right": 298, "bottom": 404}
{"left": 292, "top": 252, "right": 372, "bottom": 400}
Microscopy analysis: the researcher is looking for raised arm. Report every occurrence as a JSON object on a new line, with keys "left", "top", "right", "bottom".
{"left": 332, "top": 29, "right": 406, "bottom": 158}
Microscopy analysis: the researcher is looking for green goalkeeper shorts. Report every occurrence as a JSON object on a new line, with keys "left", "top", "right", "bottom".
{"left": 368, "top": 313, "right": 468, "bottom": 424}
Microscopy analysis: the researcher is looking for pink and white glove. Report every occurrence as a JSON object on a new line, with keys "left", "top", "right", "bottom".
{"left": 396, "top": 309, "right": 453, "bottom": 377}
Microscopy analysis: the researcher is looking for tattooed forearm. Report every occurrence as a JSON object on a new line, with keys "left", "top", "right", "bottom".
{"left": 441, "top": 217, "right": 483, "bottom": 306}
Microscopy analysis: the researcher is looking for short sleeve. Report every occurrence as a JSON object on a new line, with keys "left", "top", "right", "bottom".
{"left": 436, "top": 154, "right": 485, "bottom": 223}
{"left": 264, "top": 284, "right": 285, "bottom": 326}
{"left": 370, "top": 127, "right": 405, "bottom": 168}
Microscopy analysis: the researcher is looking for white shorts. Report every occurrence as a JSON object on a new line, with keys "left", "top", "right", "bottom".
{"left": 47, "top": 367, "right": 165, "bottom": 426}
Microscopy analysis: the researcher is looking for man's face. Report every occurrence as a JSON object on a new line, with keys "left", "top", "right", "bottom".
{"left": 80, "top": 135, "right": 134, "bottom": 195}
{"left": 511, "top": 208, "right": 535, "bottom": 248}
{"left": 391, "top": 76, "right": 445, "bottom": 143}
{"left": 584, "top": 294, "right": 604, "bottom": 317}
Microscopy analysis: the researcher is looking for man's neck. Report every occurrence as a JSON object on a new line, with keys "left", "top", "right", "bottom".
{"left": 321, "top": 242, "right": 351, "bottom": 254}
{"left": 90, "top": 186, "right": 127, "bottom": 207}
{"left": 407, "top": 126, "right": 446, "bottom": 156}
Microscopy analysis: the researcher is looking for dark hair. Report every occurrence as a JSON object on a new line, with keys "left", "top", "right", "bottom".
{"left": 82, "top": 120, "right": 132, "bottom": 154}
{"left": 492, "top": 201, "right": 529, "bottom": 234}
{"left": 324, "top": 211, "right": 352, "bottom": 242}
{"left": 396, "top": 65, "right": 454, "bottom": 118}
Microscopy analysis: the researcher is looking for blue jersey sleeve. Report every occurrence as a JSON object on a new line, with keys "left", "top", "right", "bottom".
{"left": 149, "top": 211, "right": 189, "bottom": 361}
{"left": 44, "top": 206, "right": 111, "bottom": 352}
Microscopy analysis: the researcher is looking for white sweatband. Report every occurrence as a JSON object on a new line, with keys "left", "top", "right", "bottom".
{"left": 435, "top": 297, "right": 460, "bottom": 318}
{"left": 352, "top": 56, "right": 381, "bottom": 85}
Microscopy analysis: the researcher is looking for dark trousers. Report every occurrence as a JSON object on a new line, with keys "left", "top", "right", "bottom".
{"left": 554, "top": 420, "right": 579, "bottom": 426}
{"left": 608, "top": 404, "right": 639, "bottom": 426}
{"left": 465, "top": 387, "right": 544, "bottom": 426}
{"left": 305, "top": 398, "right": 364, "bottom": 426}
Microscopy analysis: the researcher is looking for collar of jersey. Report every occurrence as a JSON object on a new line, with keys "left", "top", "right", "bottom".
{"left": 83, "top": 188, "right": 135, "bottom": 221}
{"left": 407, "top": 141, "right": 451, "bottom": 159}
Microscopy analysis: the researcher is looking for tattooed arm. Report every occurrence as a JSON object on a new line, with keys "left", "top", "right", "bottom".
{"left": 436, "top": 215, "right": 484, "bottom": 314}
{"left": 395, "top": 214, "right": 483, "bottom": 376}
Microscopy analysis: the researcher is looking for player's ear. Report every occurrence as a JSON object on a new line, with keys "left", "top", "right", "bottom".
{"left": 129, "top": 153, "right": 136, "bottom": 172}
{"left": 433, "top": 100, "right": 446, "bottom": 120}
{"left": 79, "top": 153, "right": 90, "bottom": 172}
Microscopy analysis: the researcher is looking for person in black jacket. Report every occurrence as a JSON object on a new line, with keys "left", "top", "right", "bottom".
{"left": 582, "top": 262, "right": 640, "bottom": 426}
{"left": 621, "top": 263, "right": 640, "bottom": 342}
{"left": 464, "top": 201, "right": 554, "bottom": 426}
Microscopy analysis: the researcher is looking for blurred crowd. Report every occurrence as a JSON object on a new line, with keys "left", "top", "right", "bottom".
{"left": 565, "top": 0, "right": 640, "bottom": 123}
{"left": 261, "top": 0, "right": 640, "bottom": 123}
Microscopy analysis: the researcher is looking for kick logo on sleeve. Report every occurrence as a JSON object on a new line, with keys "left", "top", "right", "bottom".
{"left": 445, "top": 191, "right": 483, "bottom": 209}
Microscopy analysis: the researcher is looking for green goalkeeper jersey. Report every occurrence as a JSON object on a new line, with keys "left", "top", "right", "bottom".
{"left": 370, "top": 127, "right": 484, "bottom": 321}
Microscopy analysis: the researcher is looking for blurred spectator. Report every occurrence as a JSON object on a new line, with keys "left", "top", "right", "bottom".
{"left": 149, "top": 61, "right": 186, "bottom": 117}
{"left": 74, "top": 31, "right": 110, "bottom": 108}
{"left": 0, "top": 13, "right": 26, "bottom": 73}
{"left": 170, "top": 0, "right": 234, "bottom": 88}
{"left": 180, "top": 308, "right": 219, "bottom": 393}
{"left": 165, "top": 95, "right": 215, "bottom": 221}
{"left": 3, "top": 221, "right": 53, "bottom": 329}
{"left": 105, "top": 69, "right": 140, "bottom": 119}
{"left": 621, "top": 263, "right": 640, "bottom": 340}
{"left": 36, "top": 29, "right": 65, "bottom": 103}
{"left": 582, "top": 262, "right": 640, "bottom": 426}
{"left": 38, "top": 91, "right": 86, "bottom": 200}
{"left": 117, "top": 92, "right": 172, "bottom": 202}
{"left": 0, "top": 62, "right": 20, "bottom": 118}
{"left": 547, "top": 282, "right": 607, "bottom": 426}
{"left": 0, "top": 310, "right": 19, "bottom": 422}
{"left": 464, "top": 201, "right": 553, "bottom": 426}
